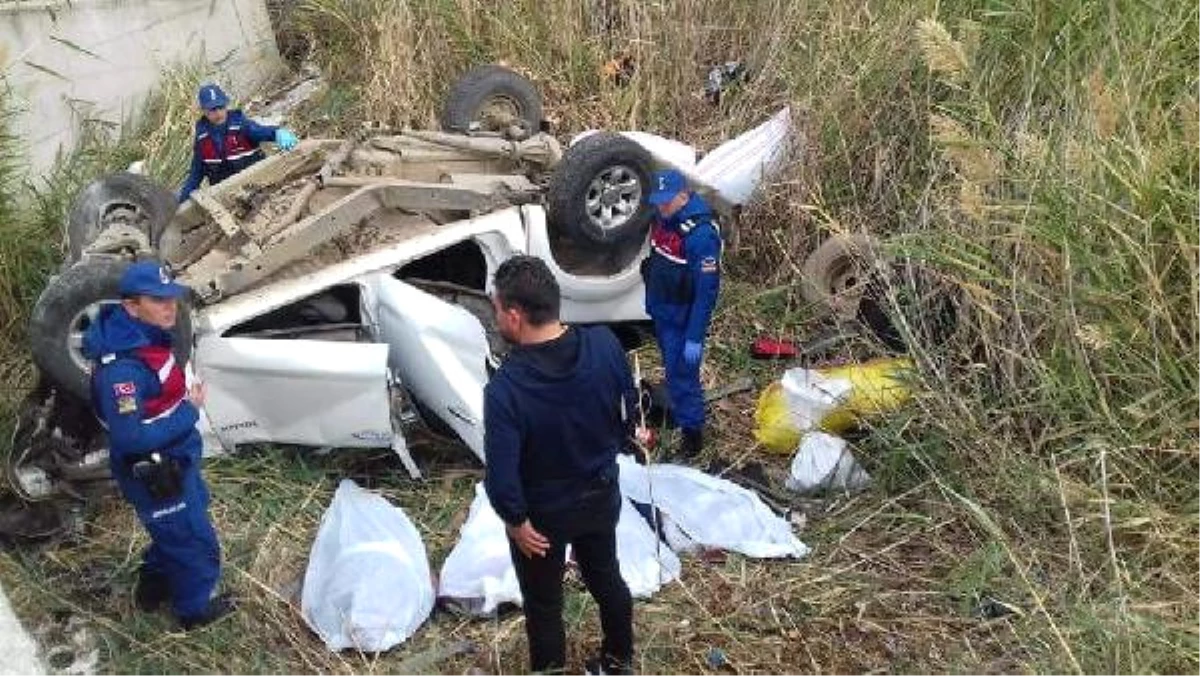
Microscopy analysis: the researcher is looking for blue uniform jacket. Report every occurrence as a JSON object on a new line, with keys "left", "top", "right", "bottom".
{"left": 483, "top": 326, "right": 638, "bottom": 526}
{"left": 643, "top": 193, "right": 722, "bottom": 343}
{"left": 82, "top": 306, "right": 202, "bottom": 509}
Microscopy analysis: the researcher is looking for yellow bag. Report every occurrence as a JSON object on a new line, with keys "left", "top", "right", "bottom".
{"left": 752, "top": 381, "right": 798, "bottom": 453}
{"left": 753, "top": 358, "right": 914, "bottom": 453}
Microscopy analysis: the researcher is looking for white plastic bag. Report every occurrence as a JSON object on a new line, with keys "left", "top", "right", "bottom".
{"left": 694, "top": 106, "right": 792, "bottom": 205}
{"left": 301, "top": 479, "right": 434, "bottom": 652}
{"left": 780, "top": 367, "right": 855, "bottom": 431}
{"left": 437, "top": 484, "right": 522, "bottom": 615}
{"left": 616, "top": 455, "right": 809, "bottom": 559}
{"left": 786, "top": 432, "right": 871, "bottom": 495}
{"left": 438, "top": 483, "right": 680, "bottom": 615}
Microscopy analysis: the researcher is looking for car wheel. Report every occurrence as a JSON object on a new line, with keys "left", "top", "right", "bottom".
{"left": 27, "top": 257, "right": 193, "bottom": 402}
{"left": 66, "top": 173, "right": 176, "bottom": 261}
{"left": 801, "top": 234, "right": 883, "bottom": 319}
{"left": 547, "top": 132, "right": 655, "bottom": 245}
{"left": 441, "top": 65, "right": 544, "bottom": 139}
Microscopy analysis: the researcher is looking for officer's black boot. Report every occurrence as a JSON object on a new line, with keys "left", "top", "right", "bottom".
{"left": 134, "top": 567, "right": 170, "bottom": 612}
{"left": 679, "top": 428, "right": 703, "bottom": 459}
{"left": 179, "top": 592, "right": 237, "bottom": 631}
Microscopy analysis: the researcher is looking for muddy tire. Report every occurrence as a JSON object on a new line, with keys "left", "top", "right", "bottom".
{"left": 547, "top": 132, "right": 655, "bottom": 245}
{"left": 28, "top": 257, "right": 192, "bottom": 401}
{"left": 801, "top": 234, "right": 883, "bottom": 319}
{"left": 66, "top": 173, "right": 176, "bottom": 261}
{"left": 441, "top": 65, "right": 543, "bottom": 139}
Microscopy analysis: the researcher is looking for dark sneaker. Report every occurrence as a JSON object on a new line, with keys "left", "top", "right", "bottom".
{"left": 134, "top": 569, "right": 170, "bottom": 612}
{"left": 584, "top": 655, "right": 631, "bottom": 675}
{"left": 179, "top": 592, "right": 237, "bottom": 631}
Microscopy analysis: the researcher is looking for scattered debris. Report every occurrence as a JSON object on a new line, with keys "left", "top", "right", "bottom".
{"left": 246, "top": 64, "right": 324, "bottom": 128}
{"left": 34, "top": 615, "right": 96, "bottom": 675}
{"left": 750, "top": 336, "right": 798, "bottom": 360}
{"left": 600, "top": 52, "right": 636, "bottom": 87}
{"left": 973, "top": 593, "right": 1025, "bottom": 620}
{"left": 704, "top": 61, "right": 746, "bottom": 105}
{"left": 705, "top": 645, "right": 729, "bottom": 669}
{"left": 785, "top": 431, "right": 871, "bottom": 495}
{"left": 753, "top": 358, "right": 914, "bottom": 453}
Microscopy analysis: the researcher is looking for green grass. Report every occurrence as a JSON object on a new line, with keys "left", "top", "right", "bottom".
{"left": 2, "top": 0, "right": 1197, "bottom": 672}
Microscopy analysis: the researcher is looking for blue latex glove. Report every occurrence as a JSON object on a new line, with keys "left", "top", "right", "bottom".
{"left": 275, "top": 128, "right": 298, "bottom": 151}
{"left": 683, "top": 340, "right": 703, "bottom": 367}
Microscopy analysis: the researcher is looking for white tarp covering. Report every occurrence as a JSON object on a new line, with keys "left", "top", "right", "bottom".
{"left": 616, "top": 455, "right": 809, "bottom": 559}
{"left": 302, "top": 480, "right": 435, "bottom": 652}
{"left": 438, "top": 482, "right": 681, "bottom": 615}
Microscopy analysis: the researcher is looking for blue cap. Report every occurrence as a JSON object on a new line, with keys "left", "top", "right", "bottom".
{"left": 647, "top": 169, "right": 688, "bottom": 205}
{"left": 197, "top": 83, "right": 229, "bottom": 111}
{"left": 119, "top": 262, "right": 189, "bottom": 299}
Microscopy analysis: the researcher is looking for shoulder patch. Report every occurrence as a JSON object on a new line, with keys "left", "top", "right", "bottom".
{"left": 700, "top": 256, "right": 719, "bottom": 273}
{"left": 113, "top": 381, "right": 136, "bottom": 397}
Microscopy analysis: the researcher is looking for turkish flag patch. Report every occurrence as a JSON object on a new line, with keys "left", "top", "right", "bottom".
{"left": 113, "top": 381, "right": 136, "bottom": 397}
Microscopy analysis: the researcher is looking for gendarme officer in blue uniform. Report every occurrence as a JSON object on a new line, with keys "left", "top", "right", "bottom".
{"left": 178, "top": 83, "right": 299, "bottom": 203}
{"left": 641, "top": 169, "right": 722, "bottom": 459}
{"left": 82, "top": 261, "right": 234, "bottom": 630}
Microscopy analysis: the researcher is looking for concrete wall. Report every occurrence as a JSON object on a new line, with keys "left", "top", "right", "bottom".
{"left": 0, "top": 0, "right": 284, "bottom": 180}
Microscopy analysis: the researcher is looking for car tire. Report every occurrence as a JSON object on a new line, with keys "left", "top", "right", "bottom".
{"left": 28, "top": 257, "right": 193, "bottom": 402}
{"left": 66, "top": 173, "right": 176, "bottom": 261}
{"left": 801, "top": 234, "right": 883, "bottom": 319}
{"left": 547, "top": 132, "right": 655, "bottom": 245}
{"left": 441, "top": 65, "right": 544, "bottom": 139}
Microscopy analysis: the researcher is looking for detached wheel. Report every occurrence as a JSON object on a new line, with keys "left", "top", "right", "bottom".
{"left": 28, "top": 257, "right": 192, "bottom": 402}
{"left": 441, "top": 65, "right": 543, "bottom": 138}
{"left": 67, "top": 173, "right": 176, "bottom": 261}
{"left": 547, "top": 132, "right": 654, "bottom": 245}
{"left": 801, "top": 234, "right": 883, "bottom": 319}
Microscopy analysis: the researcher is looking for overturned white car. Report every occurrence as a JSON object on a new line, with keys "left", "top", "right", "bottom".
{"left": 9, "top": 66, "right": 791, "bottom": 510}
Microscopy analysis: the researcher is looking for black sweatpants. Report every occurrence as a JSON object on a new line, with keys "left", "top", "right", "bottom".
{"left": 510, "top": 480, "right": 633, "bottom": 674}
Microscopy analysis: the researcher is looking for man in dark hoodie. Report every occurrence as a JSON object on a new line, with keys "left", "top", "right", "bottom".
{"left": 82, "top": 261, "right": 234, "bottom": 630}
{"left": 483, "top": 256, "right": 636, "bottom": 675}
{"left": 641, "top": 168, "right": 722, "bottom": 459}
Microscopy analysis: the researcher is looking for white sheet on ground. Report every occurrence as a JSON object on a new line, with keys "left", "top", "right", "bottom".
{"left": 438, "top": 482, "right": 681, "bottom": 615}
{"left": 301, "top": 479, "right": 435, "bottom": 652}
{"left": 616, "top": 454, "right": 809, "bottom": 559}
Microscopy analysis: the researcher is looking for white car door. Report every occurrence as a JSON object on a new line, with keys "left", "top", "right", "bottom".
{"left": 194, "top": 336, "right": 395, "bottom": 450}
{"left": 370, "top": 273, "right": 491, "bottom": 461}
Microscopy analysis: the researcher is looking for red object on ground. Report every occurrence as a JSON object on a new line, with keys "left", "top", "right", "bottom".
{"left": 750, "top": 336, "right": 799, "bottom": 359}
